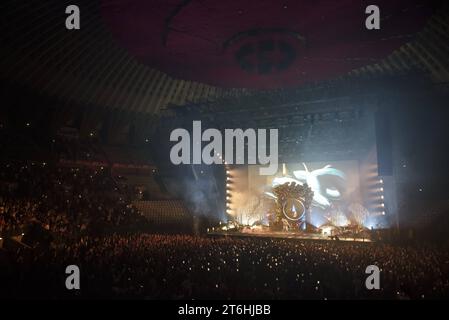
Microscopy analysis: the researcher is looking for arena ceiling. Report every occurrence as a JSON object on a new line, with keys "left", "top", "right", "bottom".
{"left": 1, "top": 0, "right": 448, "bottom": 114}
{"left": 101, "top": 0, "right": 435, "bottom": 89}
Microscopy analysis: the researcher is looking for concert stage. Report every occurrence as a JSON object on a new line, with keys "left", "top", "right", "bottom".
{"left": 207, "top": 230, "right": 373, "bottom": 243}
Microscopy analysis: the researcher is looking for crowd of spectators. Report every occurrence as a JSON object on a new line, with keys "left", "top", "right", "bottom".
{"left": 1, "top": 234, "right": 448, "bottom": 299}
{"left": 0, "top": 160, "right": 448, "bottom": 300}
{"left": 54, "top": 135, "right": 107, "bottom": 164}
{"left": 0, "top": 161, "right": 146, "bottom": 241}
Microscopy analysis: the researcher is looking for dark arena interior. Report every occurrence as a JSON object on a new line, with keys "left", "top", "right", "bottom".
{"left": 1, "top": 0, "right": 449, "bottom": 303}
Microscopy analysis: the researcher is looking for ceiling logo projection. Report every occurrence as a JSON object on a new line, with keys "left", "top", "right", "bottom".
{"left": 101, "top": 0, "right": 433, "bottom": 89}
{"left": 226, "top": 29, "right": 303, "bottom": 75}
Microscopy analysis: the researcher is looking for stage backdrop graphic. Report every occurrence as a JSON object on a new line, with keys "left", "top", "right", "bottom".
{"left": 231, "top": 161, "right": 370, "bottom": 229}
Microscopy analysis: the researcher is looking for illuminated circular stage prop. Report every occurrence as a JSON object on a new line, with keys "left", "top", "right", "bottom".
{"left": 282, "top": 198, "right": 306, "bottom": 221}
{"left": 271, "top": 182, "right": 313, "bottom": 231}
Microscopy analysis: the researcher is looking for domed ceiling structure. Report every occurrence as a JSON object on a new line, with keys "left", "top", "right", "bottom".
{"left": 101, "top": 0, "right": 434, "bottom": 89}
{"left": 1, "top": 0, "right": 447, "bottom": 115}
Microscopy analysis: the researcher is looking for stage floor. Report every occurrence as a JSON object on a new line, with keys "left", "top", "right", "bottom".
{"left": 208, "top": 231, "right": 373, "bottom": 243}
